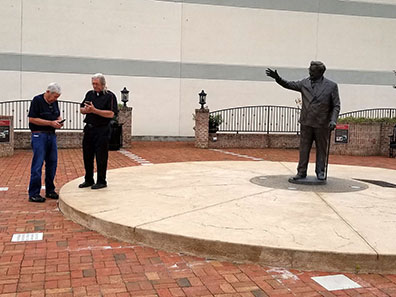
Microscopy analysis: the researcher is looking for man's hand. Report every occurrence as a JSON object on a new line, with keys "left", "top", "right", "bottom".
{"left": 84, "top": 102, "right": 96, "bottom": 114}
{"left": 82, "top": 102, "right": 114, "bottom": 118}
{"left": 50, "top": 120, "right": 62, "bottom": 129}
{"left": 328, "top": 121, "right": 336, "bottom": 130}
{"left": 57, "top": 119, "right": 65, "bottom": 127}
{"left": 266, "top": 68, "right": 280, "bottom": 80}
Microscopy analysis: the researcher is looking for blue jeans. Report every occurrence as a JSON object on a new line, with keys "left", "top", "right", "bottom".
{"left": 28, "top": 132, "right": 58, "bottom": 197}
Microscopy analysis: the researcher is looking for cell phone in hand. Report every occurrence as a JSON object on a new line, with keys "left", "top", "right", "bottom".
{"left": 58, "top": 119, "right": 66, "bottom": 124}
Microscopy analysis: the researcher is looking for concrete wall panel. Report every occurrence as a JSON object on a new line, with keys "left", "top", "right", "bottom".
{"left": 1, "top": 0, "right": 396, "bottom": 137}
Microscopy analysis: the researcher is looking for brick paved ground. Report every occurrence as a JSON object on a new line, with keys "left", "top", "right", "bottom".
{"left": 0, "top": 141, "right": 396, "bottom": 297}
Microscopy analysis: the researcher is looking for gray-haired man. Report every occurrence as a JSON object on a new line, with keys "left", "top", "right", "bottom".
{"left": 28, "top": 83, "right": 63, "bottom": 202}
{"left": 266, "top": 61, "right": 341, "bottom": 180}
{"left": 79, "top": 73, "right": 118, "bottom": 189}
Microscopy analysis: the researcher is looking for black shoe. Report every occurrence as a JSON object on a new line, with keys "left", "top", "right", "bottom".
{"left": 91, "top": 183, "right": 107, "bottom": 190}
{"left": 79, "top": 181, "right": 94, "bottom": 188}
{"left": 46, "top": 192, "right": 59, "bottom": 199}
{"left": 317, "top": 173, "right": 326, "bottom": 180}
{"left": 292, "top": 173, "right": 307, "bottom": 180}
{"left": 29, "top": 195, "right": 46, "bottom": 203}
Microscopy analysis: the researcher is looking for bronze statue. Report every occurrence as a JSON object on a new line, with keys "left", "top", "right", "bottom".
{"left": 266, "top": 61, "right": 340, "bottom": 181}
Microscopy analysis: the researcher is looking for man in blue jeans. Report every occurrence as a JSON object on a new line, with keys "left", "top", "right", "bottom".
{"left": 28, "top": 83, "right": 63, "bottom": 203}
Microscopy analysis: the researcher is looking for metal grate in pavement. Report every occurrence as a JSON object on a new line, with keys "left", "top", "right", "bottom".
{"left": 11, "top": 233, "right": 43, "bottom": 242}
{"left": 312, "top": 274, "right": 361, "bottom": 291}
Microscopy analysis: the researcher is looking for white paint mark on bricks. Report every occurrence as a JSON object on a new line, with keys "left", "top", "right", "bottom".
{"left": 66, "top": 245, "right": 136, "bottom": 252}
{"left": 26, "top": 186, "right": 46, "bottom": 190}
{"left": 210, "top": 149, "right": 263, "bottom": 161}
{"left": 119, "top": 149, "right": 153, "bottom": 166}
{"left": 0, "top": 187, "right": 8, "bottom": 191}
{"left": 267, "top": 267, "right": 299, "bottom": 281}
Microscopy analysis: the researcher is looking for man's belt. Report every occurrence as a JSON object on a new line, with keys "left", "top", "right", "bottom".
{"left": 85, "top": 123, "right": 109, "bottom": 128}
{"left": 31, "top": 131, "right": 55, "bottom": 134}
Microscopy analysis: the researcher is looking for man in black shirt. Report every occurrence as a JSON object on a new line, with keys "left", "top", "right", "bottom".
{"left": 28, "top": 83, "right": 63, "bottom": 203}
{"left": 79, "top": 73, "right": 118, "bottom": 189}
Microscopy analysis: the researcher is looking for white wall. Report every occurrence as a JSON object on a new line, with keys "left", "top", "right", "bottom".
{"left": 1, "top": 0, "right": 396, "bottom": 136}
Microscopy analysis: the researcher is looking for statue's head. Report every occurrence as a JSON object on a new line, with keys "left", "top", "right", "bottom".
{"left": 309, "top": 61, "right": 326, "bottom": 81}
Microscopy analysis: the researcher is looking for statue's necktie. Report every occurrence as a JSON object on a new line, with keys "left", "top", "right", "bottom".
{"left": 311, "top": 81, "right": 316, "bottom": 90}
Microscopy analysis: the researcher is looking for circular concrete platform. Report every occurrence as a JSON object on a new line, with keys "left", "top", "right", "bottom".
{"left": 59, "top": 161, "right": 396, "bottom": 273}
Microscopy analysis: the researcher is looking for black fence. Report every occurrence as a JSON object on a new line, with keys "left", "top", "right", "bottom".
{"left": 2, "top": 100, "right": 396, "bottom": 133}
{"left": 210, "top": 105, "right": 301, "bottom": 134}
{"left": 210, "top": 106, "right": 396, "bottom": 134}
{"left": 0, "top": 100, "right": 84, "bottom": 130}
{"left": 338, "top": 108, "right": 396, "bottom": 119}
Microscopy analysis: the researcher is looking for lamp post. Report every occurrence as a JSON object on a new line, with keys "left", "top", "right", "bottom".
{"left": 393, "top": 70, "right": 396, "bottom": 88}
{"left": 199, "top": 90, "right": 207, "bottom": 109}
{"left": 121, "top": 87, "right": 130, "bottom": 107}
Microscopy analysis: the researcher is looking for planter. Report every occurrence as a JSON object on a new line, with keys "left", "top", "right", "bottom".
{"left": 209, "top": 126, "right": 219, "bottom": 133}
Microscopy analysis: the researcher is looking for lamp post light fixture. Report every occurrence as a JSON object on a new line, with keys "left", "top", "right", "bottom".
{"left": 199, "top": 90, "right": 207, "bottom": 109}
{"left": 121, "top": 87, "right": 130, "bottom": 107}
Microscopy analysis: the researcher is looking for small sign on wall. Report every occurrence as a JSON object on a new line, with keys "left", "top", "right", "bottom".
{"left": 335, "top": 124, "right": 349, "bottom": 143}
{"left": 0, "top": 120, "right": 10, "bottom": 143}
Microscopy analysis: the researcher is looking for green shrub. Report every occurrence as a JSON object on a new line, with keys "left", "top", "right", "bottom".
{"left": 209, "top": 114, "right": 223, "bottom": 128}
{"left": 208, "top": 114, "right": 223, "bottom": 133}
{"left": 338, "top": 117, "right": 396, "bottom": 124}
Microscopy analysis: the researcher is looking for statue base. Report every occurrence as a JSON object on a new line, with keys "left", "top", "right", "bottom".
{"left": 288, "top": 176, "right": 327, "bottom": 185}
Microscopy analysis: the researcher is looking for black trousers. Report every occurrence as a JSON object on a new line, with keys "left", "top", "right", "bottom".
{"left": 297, "top": 125, "right": 330, "bottom": 176}
{"left": 82, "top": 124, "right": 110, "bottom": 184}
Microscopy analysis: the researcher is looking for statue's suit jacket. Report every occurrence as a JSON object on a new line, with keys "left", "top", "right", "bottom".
{"left": 275, "top": 76, "right": 341, "bottom": 128}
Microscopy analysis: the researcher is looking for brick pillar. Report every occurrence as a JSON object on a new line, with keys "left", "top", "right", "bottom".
{"left": 118, "top": 106, "right": 132, "bottom": 148}
{"left": 0, "top": 115, "right": 14, "bottom": 157}
{"left": 380, "top": 123, "right": 394, "bottom": 157}
{"left": 195, "top": 108, "right": 209, "bottom": 148}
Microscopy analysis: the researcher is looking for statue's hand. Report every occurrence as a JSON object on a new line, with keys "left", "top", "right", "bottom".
{"left": 328, "top": 121, "right": 336, "bottom": 130}
{"left": 266, "top": 68, "right": 280, "bottom": 80}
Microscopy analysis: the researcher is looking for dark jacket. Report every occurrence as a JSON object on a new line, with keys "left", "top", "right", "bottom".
{"left": 275, "top": 76, "right": 341, "bottom": 128}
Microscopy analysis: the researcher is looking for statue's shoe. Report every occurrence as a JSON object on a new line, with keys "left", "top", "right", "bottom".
{"left": 292, "top": 174, "right": 307, "bottom": 180}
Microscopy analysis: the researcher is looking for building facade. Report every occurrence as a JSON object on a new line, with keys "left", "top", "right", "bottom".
{"left": 1, "top": 0, "right": 396, "bottom": 136}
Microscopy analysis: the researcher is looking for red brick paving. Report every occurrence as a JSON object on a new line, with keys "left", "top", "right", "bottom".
{"left": 127, "top": 142, "right": 244, "bottom": 164}
{"left": 0, "top": 141, "right": 395, "bottom": 296}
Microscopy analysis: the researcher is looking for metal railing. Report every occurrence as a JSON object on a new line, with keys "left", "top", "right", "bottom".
{"left": 2, "top": 100, "right": 396, "bottom": 133}
{"left": 210, "top": 105, "right": 301, "bottom": 134}
{"left": 0, "top": 100, "right": 84, "bottom": 130}
{"left": 210, "top": 106, "right": 396, "bottom": 134}
{"left": 339, "top": 108, "right": 396, "bottom": 119}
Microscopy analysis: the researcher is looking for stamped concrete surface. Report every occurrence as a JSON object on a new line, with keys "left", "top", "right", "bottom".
{"left": 59, "top": 161, "right": 396, "bottom": 273}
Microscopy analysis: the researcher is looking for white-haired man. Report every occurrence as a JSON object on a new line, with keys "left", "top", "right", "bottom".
{"left": 79, "top": 73, "right": 118, "bottom": 189}
{"left": 28, "top": 83, "right": 63, "bottom": 203}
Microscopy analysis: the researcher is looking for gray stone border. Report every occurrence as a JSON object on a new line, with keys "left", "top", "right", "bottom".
{"left": 156, "top": 0, "right": 396, "bottom": 19}
{"left": 0, "top": 53, "right": 394, "bottom": 86}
